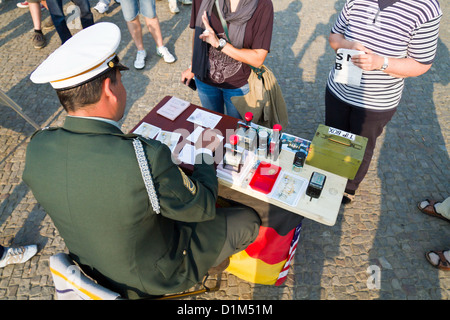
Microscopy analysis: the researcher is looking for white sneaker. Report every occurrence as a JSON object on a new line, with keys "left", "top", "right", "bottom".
{"left": 93, "top": 1, "right": 109, "bottom": 13}
{"left": 180, "top": 0, "right": 192, "bottom": 4}
{"left": 134, "top": 50, "right": 147, "bottom": 69}
{"left": 168, "top": 0, "right": 179, "bottom": 13}
{"left": 157, "top": 46, "right": 176, "bottom": 64}
{"left": 0, "top": 245, "right": 38, "bottom": 268}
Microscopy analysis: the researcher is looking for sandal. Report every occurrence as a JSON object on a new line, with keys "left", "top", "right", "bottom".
{"left": 425, "top": 250, "right": 450, "bottom": 271}
{"left": 342, "top": 191, "right": 355, "bottom": 204}
{"left": 417, "top": 199, "right": 450, "bottom": 223}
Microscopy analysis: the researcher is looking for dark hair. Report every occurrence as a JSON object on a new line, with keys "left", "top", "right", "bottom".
{"left": 56, "top": 67, "right": 118, "bottom": 113}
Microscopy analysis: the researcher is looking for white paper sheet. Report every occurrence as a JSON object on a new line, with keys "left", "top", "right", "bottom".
{"left": 156, "top": 96, "right": 190, "bottom": 121}
{"left": 186, "top": 109, "right": 222, "bottom": 129}
{"left": 133, "top": 122, "right": 161, "bottom": 139}
{"left": 155, "top": 130, "right": 181, "bottom": 152}
{"left": 334, "top": 48, "right": 365, "bottom": 86}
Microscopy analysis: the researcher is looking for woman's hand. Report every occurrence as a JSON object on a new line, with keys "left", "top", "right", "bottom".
{"left": 351, "top": 53, "right": 384, "bottom": 71}
{"left": 181, "top": 67, "right": 195, "bottom": 85}
{"left": 197, "top": 10, "right": 268, "bottom": 68}
{"left": 329, "top": 33, "right": 383, "bottom": 71}
{"left": 199, "top": 11, "right": 220, "bottom": 48}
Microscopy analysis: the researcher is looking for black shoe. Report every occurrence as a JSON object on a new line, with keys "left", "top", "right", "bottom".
{"left": 342, "top": 190, "right": 355, "bottom": 204}
{"left": 32, "top": 32, "right": 46, "bottom": 49}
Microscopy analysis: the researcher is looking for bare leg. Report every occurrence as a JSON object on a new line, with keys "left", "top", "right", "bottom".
{"left": 144, "top": 16, "right": 163, "bottom": 47}
{"left": 126, "top": 17, "right": 145, "bottom": 51}
{"left": 29, "top": 2, "right": 42, "bottom": 30}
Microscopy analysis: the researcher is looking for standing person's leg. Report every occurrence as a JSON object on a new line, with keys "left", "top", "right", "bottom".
{"left": 325, "top": 86, "right": 352, "bottom": 132}
{"left": 346, "top": 107, "right": 396, "bottom": 194}
{"left": 127, "top": 18, "right": 147, "bottom": 69}
{"left": 144, "top": 16, "right": 163, "bottom": 47}
{"left": 325, "top": 86, "right": 396, "bottom": 198}
{"left": 127, "top": 17, "right": 145, "bottom": 51}
{"left": 28, "top": 0, "right": 46, "bottom": 48}
{"left": 120, "top": 0, "right": 147, "bottom": 69}
{"left": 72, "top": 0, "right": 94, "bottom": 29}
{"left": 46, "top": 0, "right": 72, "bottom": 43}
{"left": 222, "top": 83, "right": 249, "bottom": 119}
{"left": 141, "top": 0, "right": 176, "bottom": 63}
{"left": 195, "top": 79, "right": 226, "bottom": 114}
{"left": 127, "top": 18, "right": 148, "bottom": 69}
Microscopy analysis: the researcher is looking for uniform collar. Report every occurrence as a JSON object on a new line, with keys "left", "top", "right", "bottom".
{"left": 63, "top": 116, "right": 124, "bottom": 134}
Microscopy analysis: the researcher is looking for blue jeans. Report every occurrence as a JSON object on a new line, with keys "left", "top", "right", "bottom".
{"left": 46, "top": 0, "right": 94, "bottom": 44}
{"left": 196, "top": 79, "right": 249, "bottom": 119}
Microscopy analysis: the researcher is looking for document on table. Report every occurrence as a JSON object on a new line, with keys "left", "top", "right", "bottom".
{"left": 334, "top": 48, "right": 365, "bottom": 86}
{"left": 180, "top": 129, "right": 224, "bottom": 165}
{"left": 178, "top": 144, "right": 196, "bottom": 165}
{"left": 186, "top": 126, "right": 205, "bottom": 143}
{"left": 187, "top": 109, "right": 222, "bottom": 129}
{"left": 155, "top": 130, "right": 181, "bottom": 152}
{"left": 133, "top": 122, "right": 161, "bottom": 139}
{"left": 269, "top": 171, "right": 308, "bottom": 207}
{"left": 157, "top": 96, "right": 190, "bottom": 121}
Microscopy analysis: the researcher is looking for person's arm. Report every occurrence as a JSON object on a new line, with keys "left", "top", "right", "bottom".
{"left": 329, "top": 33, "right": 368, "bottom": 53}
{"left": 148, "top": 140, "right": 219, "bottom": 223}
{"left": 351, "top": 54, "right": 431, "bottom": 78}
{"left": 329, "top": 33, "right": 431, "bottom": 78}
{"left": 199, "top": 11, "right": 268, "bottom": 68}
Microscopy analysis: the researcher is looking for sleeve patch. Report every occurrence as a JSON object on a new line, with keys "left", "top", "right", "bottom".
{"left": 178, "top": 168, "right": 197, "bottom": 195}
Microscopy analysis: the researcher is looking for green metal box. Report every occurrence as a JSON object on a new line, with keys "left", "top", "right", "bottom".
{"left": 305, "top": 125, "right": 367, "bottom": 180}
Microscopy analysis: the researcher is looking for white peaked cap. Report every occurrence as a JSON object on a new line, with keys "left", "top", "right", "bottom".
{"left": 30, "top": 22, "right": 127, "bottom": 89}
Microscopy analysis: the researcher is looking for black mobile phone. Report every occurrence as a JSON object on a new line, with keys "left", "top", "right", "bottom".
{"left": 306, "top": 171, "right": 326, "bottom": 199}
{"left": 184, "top": 78, "right": 197, "bottom": 91}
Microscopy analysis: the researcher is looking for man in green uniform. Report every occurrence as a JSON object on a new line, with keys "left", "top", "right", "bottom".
{"left": 23, "top": 22, "right": 260, "bottom": 299}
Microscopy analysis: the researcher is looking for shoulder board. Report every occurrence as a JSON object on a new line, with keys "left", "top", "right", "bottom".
{"left": 110, "top": 133, "right": 140, "bottom": 140}
{"left": 30, "top": 126, "right": 60, "bottom": 139}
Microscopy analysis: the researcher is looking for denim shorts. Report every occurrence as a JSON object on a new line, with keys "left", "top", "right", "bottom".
{"left": 120, "top": 0, "right": 156, "bottom": 21}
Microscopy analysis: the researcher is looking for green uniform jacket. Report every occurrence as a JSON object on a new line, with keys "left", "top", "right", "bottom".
{"left": 23, "top": 117, "right": 226, "bottom": 298}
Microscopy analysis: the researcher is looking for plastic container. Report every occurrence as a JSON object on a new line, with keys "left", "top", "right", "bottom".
{"left": 249, "top": 162, "right": 281, "bottom": 194}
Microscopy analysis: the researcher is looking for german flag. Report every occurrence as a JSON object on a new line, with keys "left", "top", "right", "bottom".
{"left": 227, "top": 224, "right": 302, "bottom": 285}
{"left": 218, "top": 185, "right": 303, "bottom": 285}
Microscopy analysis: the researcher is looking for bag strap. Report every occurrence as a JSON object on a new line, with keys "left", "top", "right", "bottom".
{"left": 132, "top": 138, "right": 161, "bottom": 214}
{"left": 214, "top": 0, "right": 229, "bottom": 40}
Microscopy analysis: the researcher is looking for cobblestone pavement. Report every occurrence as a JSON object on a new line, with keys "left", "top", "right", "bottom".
{"left": 0, "top": 0, "right": 448, "bottom": 300}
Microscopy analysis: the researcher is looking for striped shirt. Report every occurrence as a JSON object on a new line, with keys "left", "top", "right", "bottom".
{"left": 327, "top": 0, "right": 442, "bottom": 110}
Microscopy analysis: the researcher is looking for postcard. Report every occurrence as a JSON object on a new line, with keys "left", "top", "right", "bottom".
{"left": 133, "top": 122, "right": 161, "bottom": 140}
{"left": 270, "top": 171, "right": 308, "bottom": 207}
{"left": 187, "top": 108, "right": 222, "bottom": 129}
{"left": 155, "top": 130, "right": 181, "bottom": 152}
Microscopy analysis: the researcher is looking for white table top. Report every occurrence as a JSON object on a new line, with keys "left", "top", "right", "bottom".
{"left": 217, "top": 148, "right": 347, "bottom": 226}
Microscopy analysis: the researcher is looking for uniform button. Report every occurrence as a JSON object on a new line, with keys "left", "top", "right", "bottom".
{"left": 182, "top": 250, "right": 187, "bottom": 255}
